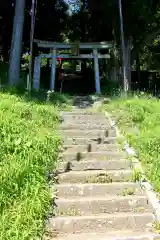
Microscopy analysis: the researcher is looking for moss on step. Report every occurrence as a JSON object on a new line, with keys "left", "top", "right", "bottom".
{"left": 64, "top": 162, "right": 72, "bottom": 172}
{"left": 120, "top": 188, "right": 136, "bottom": 196}
{"left": 134, "top": 206, "right": 146, "bottom": 213}
{"left": 55, "top": 208, "right": 80, "bottom": 216}
{"left": 44, "top": 229, "right": 58, "bottom": 239}
{"left": 154, "top": 222, "right": 160, "bottom": 234}
{"left": 87, "top": 143, "right": 92, "bottom": 152}
{"left": 86, "top": 173, "right": 113, "bottom": 183}
{"left": 76, "top": 152, "right": 83, "bottom": 161}
{"left": 97, "top": 137, "right": 103, "bottom": 144}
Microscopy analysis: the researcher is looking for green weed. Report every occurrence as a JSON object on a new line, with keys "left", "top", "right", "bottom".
{"left": 0, "top": 92, "right": 62, "bottom": 240}
{"left": 132, "top": 167, "right": 142, "bottom": 182}
{"left": 103, "top": 93, "right": 160, "bottom": 192}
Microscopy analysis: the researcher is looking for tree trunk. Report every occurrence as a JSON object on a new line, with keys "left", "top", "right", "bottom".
{"left": 124, "top": 37, "right": 132, "bottom": 88}
{"left": 135, "top": 48, "right": 141, "bottom": 83}
{"left": 8, "top": 0, "right": 26, "bottom": 85}
{"left": 110, "top": 67, "right": 119, "bottom": 83}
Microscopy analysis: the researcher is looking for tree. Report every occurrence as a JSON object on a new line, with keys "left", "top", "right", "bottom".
{"left": 1, "top": 0, "right": 160, "bottom": 90}
{"left": 87, "top": 0, "right": 160, "bottom": 87}
{"left": 8, "top": 0, "right": 26, "bottom": 85}
{"left": 7, "top": 0, "right": 69, "bottom": 85}
{"left": 0, "top": 0, "right": 15, "bottom": 61}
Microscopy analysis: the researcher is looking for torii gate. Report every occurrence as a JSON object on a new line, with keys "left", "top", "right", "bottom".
{"left": 33, "top": 40, "right": 112, "bottom": 94}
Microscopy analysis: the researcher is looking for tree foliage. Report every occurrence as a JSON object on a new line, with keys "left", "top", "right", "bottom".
{"left": 0, "top": 0, "right": 69, "bottom": 60}
{"left": 1, "top": 0, "right": 160, "bottom": 83}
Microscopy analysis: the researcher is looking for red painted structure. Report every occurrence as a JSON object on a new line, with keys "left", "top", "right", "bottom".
{"left": 57, "top": 58, "right": 62, "bottom": 80}
{"left": 57, "top": 57, "right": 73, "bottom": 81}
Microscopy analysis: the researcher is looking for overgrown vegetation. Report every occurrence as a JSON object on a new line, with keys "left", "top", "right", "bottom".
{"left": 103, "top": 93, "right": 160, "bottom": 193}
{"left": 0, "top": 91, "right": 71, "bottom": 240}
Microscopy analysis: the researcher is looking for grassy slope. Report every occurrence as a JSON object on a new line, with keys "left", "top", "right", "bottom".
{"left": 103, "top": 95, "right": 160, "bottom": 193}
{"left": 0, "top": 91, "right": 69, "bottom": 240}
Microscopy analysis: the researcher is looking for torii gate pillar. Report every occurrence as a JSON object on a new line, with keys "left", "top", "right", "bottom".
{"left": 93, "top": 49, "right": 101, "bottom": 94}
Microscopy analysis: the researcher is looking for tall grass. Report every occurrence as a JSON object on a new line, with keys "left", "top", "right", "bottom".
{"left": 0, "top": 91, "right": 63, "bottom": 240}
{"left": 103, "top": 94, "right": 160, "bottom": 193}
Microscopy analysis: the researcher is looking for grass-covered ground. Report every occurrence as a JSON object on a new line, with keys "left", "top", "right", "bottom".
{"left": 103, "top": 94, "right": 160, "bottom": 193}
{"left": 0, "top": 90, "right": 71, "bottom": 240}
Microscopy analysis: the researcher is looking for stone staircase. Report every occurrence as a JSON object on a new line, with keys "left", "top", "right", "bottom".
{"left": 45, "top": 96, "right": 159, "bottom": 240}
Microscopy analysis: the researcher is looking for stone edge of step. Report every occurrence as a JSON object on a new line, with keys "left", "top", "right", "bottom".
{"left": 61, "top": 151, "right": 126, "bottom": 157}
{"left": 46, "top": 212, "right": 155, "bottom": 236}
{"left": 62, "top": 136, "right": 124, "bottom": 145}
{"left": 58, "top": 158, "right": 131, "bottom": 165}
{"left": 63, "top": 143, "right": 119, "bottom": 148}
{"left": 55, "top": 182, "right": 142, "bottom": 189}
{"left": 57, "top": 169, "right": 133, "bottom": 184}
{"left": 57, "top": 169, "right": 132, "bottom": 177}
{"left": 52, "top": 182, "right": 144, "bottom": 198}
{"left": 103, "top": 110, "right": 160, "bottom": 223}
{"left": 48, "top": 232, "right": 160, "bottom": 240}
{"left": 48, "top": 211, "right": 155, "bottom": 222}
{"left": 55, "top": 195, "right": 152, "bottom": 215}
{"left": 56, "top": 194, "right": 149, "bottom": 202}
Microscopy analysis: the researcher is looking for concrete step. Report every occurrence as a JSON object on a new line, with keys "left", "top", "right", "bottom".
{"left": 53, "top": 107, "right": 156, "bottom": 239}
{"left": 63, "top": 137, "right": 120, "bottom": 145}
{"left": 56, "top": 182, "right": 144, "bottom": 198}
{"left": 73, "top": 96, "right": 93, "bottom": 101}
{"left": 63, "top": 144, "right": 120, "bottom": 152}
{"left": 51, "top": 232, "right": 160, "bottom": 240}
{"left": 58, "top": 159, "right": 131, "bottom": 172}
{"left": 61, "top": 117, "right": 109, "bottom": 125}
{"left": 55, "top": 195, "right": 151, "bottom": 216}
{"left": 60, "top": 151, "right": 126, "bottom": 162}
{"left": 62, "top": 111, "right": 105, "bottom": 116}
{"left": 61, "top": 123, "right": 110, "bottom": 130}
{"left": 47, "top": 212, "right": 154, "bottom": 234}
{"left": 58, "top": 170, "right": 132, "bottom": 184}
{"left": 61, "top": 129, "right": 116, "bottom": 138}
{"left": 61, "top": 116, "right": 110, "bottom": 125}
